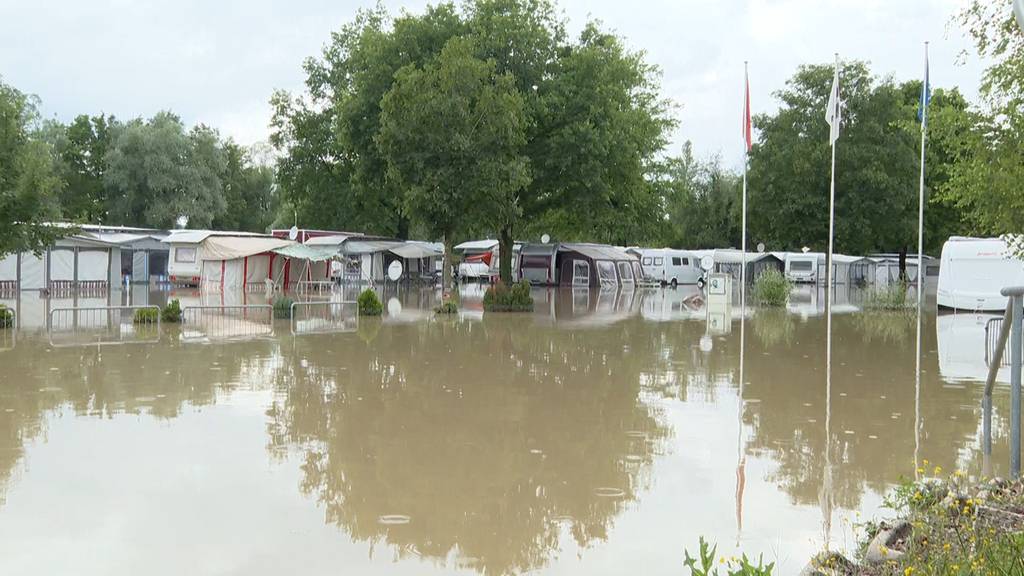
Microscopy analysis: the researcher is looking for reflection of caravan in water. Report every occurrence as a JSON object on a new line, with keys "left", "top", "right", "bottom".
{"left": 937, "top": 237, "right": 1024, "bottom": 312}
{"left": 633, "top": 249, "right": 702, "bottom": 286}
{"left": 936, "top": 312, "right": 1009, "bottom": 383}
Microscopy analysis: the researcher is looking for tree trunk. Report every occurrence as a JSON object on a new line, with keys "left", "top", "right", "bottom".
{"left": 898, "top": 246, "right": 908, "bottom": 283}
{"left": 499, "top": 227, "right": 513, "bottom": 285}
{"left": 442, "top": 233, "right": 453, "bottom": 295}
{"left": 396, "top": 215, "right": 410, "bottom": 241}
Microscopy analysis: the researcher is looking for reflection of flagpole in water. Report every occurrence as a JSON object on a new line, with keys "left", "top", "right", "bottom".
{"left": 735, "top": 62, "right": 752, "bottom": 544}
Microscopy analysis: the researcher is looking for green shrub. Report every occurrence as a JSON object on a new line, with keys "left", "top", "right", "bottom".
{"left": 483, "top": 280, "right": 534, "bottom": 312}
{"left": 434, "top": 299, "right": 459, "bottom": 314}
{"left": 272, "top": 296, "right": 295, "bottom": 319}
{"left": 133, "top": 307, "right": 159, "bottom": 324}
{"left": 751, "top": 269, "right": 792, "bottom": 307}
{"left": 357, "top": 289, "right": 383, "bottom": 316}
{"left": 0, "top": 305, "right": 15, "bottom": 328}
{"left": 161, "top": 299, "right": 182, "bottom": 323}
{"left": 684, "top": 537, "right": 774, "bottom": 575}
{"left": 863, "top": 281, "right": 911, "bottom": 310}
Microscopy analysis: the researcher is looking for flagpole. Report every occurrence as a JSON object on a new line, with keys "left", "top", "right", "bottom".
{"left": 914, "top": 41, "right": 929, "bottom": 479}
{"left": 736, "top": 61, "right": 749, "bottom": 544}
{"left": 823, "top": 53, "right": 838, "bottom": 549}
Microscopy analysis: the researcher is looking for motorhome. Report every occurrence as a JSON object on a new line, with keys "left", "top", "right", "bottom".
{"left": 937, "top": 237, "right": 1024, "bottom": 311}
{"left": 634, "top": 248, "right": 702, "bottom": 286}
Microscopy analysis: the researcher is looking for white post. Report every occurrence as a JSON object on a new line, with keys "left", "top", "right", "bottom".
{"left": 914, "top": 41, "right": 928, "bottom": 479}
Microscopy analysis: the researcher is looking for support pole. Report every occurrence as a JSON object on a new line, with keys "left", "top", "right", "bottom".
{"left": 1013, "top": 293, "right": 1023, "bottom": 478}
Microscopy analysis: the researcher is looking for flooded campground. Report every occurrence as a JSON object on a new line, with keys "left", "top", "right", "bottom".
{"left": 0, "top": 283, "right": 1017, "bottom": 575}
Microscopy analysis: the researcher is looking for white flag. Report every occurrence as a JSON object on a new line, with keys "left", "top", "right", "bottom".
{"left": 825, "top": 62, "right": 841, "bottom": 145}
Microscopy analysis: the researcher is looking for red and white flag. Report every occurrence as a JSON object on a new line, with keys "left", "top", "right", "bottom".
{"left": 742, "top": 68, "right": 752, "bottom": 152}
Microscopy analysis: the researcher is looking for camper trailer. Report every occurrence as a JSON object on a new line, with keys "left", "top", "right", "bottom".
{"left": 785, "top": 252, "right": 820, "bottom": 283}
{"left": 634, "top": 248, "right": 702, "bottom": 286}
{"left": 937, "top": 237, "right": 1024, "bottom": 311}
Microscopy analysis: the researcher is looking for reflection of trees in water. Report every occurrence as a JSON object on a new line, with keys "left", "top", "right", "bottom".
{"left": 744, "top": 314, "right": 995, "bottom": 509}
{"left": 267, "top": 317, "right": 671, "bottom": 575}
{"left": 752, "top": 308, "right": 796, "bottom": 348}
{"left": 0, "top": 333, "right": 276, "bottom": 505}
{"left": 850, "top": 311, "right": 915, "bottom": 344}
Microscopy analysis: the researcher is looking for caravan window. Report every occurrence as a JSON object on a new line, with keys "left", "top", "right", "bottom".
{"left": 672, "top": 257, "right": 682, "bottom": 266}
{"left": 632, "top": 261, "right": 644, "bottom": 280}
{"left": 572, "top": 260, "right": 590, "bottom": 286}
{"left": 642, "top": 257, "right": 652, "bottom": 265}
{"left": 617, "top": 261, "right": 634, "bottom": 282}
{"left": 175, "top": 247, "right": 196, "bottom": 263}
{"left": 681, "top": 257, "right": 690, "bottom": 266}
{"left": 653, "top": 257, "right": 664, "bottom": 266}
{"left": 597, "top": 261, "right": 617, "bottom": 285}
{"left": 791, "top": 260, "right": 813, "bottom": 272}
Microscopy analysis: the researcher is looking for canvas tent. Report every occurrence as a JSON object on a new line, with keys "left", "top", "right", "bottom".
{"left": 0, "top": 233, "right": 121, "bottom": 294}
{"left": 555, "top": 243, "right": 643, "bottom": 288}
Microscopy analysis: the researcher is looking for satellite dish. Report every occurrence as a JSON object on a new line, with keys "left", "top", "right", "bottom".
{"left": 757, "top": 242, "right": 765, "bottom": 253}
{"left": 541, "top": 234, "right": 551, "bottom": 244}
{"left": 699, "top": 255, "right": 714, "bottom": 271}
{"left": 801, "top": 246, "right": 810, "bottom": 253}
{"left": 1016, "top": 0, "right": 1024, "bottom": 33}
{"left": 387, "top": 260, "right": 404, "bottom": 281}
{"left": 288, "top": 226, "right": 298, "bottom": 241}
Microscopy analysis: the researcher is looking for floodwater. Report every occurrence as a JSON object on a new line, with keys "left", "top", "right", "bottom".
{"left": 0, "top": 283, "right": 1016, "bottom": 575}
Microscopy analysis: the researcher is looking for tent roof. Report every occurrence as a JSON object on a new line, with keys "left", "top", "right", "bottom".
{"left": 162, "top": 230, "right": 271, "bottom": 244}
{"left": 200, "top": 236, "right": 295, "bottom": 260}
{"left": 342, "top": 239, "right": 404, "bottom": 254}
{"left": 271, "top": 243, "right": 339, "bottom": 262}
{"left": 454, "top": 239, "right": 498, "bottom": 252}
{"left": 558, "top": 243, "right": 637, "bottom": 261}
{"left": 305, "top": 234, "right": 359, "bottom": 247}
{"left": 389, "top": 243, "right": 442, "bottom": 259}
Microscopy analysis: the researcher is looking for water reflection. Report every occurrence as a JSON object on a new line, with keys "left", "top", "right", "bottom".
{"left": 0, "top": 286, "right": 1017, "bottom": 574}
{"left": 267, "top": 317, "right": 669, "bottom": 574}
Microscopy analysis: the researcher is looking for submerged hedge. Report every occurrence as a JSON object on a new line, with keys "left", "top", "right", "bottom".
{"left": 483, "top": 281, "right": 533, "bottom": 312}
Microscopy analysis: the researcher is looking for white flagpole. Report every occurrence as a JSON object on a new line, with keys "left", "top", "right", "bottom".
{"left": 823, "top": 53, "right": 838, "bottom": 548}
{"left": 914, "top": 41, "right": 929, "bottom": 478}
{"left": 736, "top": 61, "right": 749, "bottom": 543}
{"left": 826, "top": 53, "right": 838, "bottom": 320}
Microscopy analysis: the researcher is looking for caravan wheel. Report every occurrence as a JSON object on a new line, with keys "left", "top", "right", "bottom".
{"left": 670, "top": 278, "right": 678, "bottom": 288}
{"left": 696, "top": 277, "right": 705, "bottom": 289}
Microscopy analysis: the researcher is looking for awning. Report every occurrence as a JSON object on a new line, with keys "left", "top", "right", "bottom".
{"left": 389, "top": 243, "right": 442, "bottom": 259}
{"left": 201, "top": 236, "right": 295, "bottom": 260}
{"left": 271, "top": 243, "right": 339, "bottom": 262}
{"left": 464, "top": 252, "right": 492, "bottom": 265}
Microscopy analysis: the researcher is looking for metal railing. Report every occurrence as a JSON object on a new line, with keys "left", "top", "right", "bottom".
{"left": 985, "top": 317, "right": 1010, "bottom": 367}
{"left": 47, "top": 305, "right": 161, "bottom": 348}
{"left": 181, "top": 304, "right": 274, "bottom": 342}
{"left": 295, "top": 280, "right": 335, "bottom": 294}
{"left": 983, "top": 289, "right": 1022, "bottom": 478}
{"left": 290, "top": 300, "right": 358, "bottom": 335}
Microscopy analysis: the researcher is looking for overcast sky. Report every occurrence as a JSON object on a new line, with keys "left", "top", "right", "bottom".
{"left": 0, "top": 0, "right": 985, "bottom": 169}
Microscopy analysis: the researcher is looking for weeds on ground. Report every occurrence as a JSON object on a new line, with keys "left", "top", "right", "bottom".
{"left": 161, "top": 299, "right": 182, "bottom": 323}
{"left": 133, "top": 307, "right": 159, "bottom": 324}
{"left": 0, "top": 305, "right": 13, "bottom": 328}
{"left": 684, "top": 537, "right": 774, "bottom": 576}
{"left": 272, "top": 296, "right": 295, "bottom": 319}
{"left": 863, "top": 281, "right": 912, "bottom": 311}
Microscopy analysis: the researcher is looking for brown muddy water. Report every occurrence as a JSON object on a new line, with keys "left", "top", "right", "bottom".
{"left": 0, "top": 283, "right": 1016, "bottom": 575}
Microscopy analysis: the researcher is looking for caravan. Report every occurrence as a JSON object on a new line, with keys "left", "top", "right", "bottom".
{"left": 635, "top": 248, "right": 702, "bottom": 286}
{"left": 937, "top": 237, "right": 1024, "bottom": 311}
{"left": 785, "top": 252, "right": 820, "bottom": 283}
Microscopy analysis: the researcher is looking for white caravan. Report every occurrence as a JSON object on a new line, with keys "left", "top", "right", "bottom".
{"left": 636, "top": 248, "right": 702, "bottom": 286}
{"left": 937, "top": 237, "right": 1024, "bottom": 311}
{"left": 785, "top": 252, "right": 821, "bottom": 283}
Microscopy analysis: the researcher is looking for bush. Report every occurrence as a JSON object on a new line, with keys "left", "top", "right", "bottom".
{"left": 483, "top": 280, "right": 534, "bottom": 312}
{"left": 434, "top": 299, "right": 459, "bottom": 314}
{"left": 864, "top": 281, "right": 911, "bottom": 310}
{"left": 161, "top": 299, "right": 182, "bottom": 323}
{"left": 272, "top": 296, "right": 295, "bottom": 319}
{"left": 358, "top": 289, "right": 383, "bottom": 316}
{"left": 751, "top": 269, "right": 792, "bottom": 306}
{"left": 0, "top": 305, "right": 15, "bottom": 328}
{"left": 133, "top": 307, "right": 159, "bottom": 324}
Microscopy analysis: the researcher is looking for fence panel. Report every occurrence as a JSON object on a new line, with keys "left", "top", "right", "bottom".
{"left": 290, "top": 300, "right": 358, "bottom": 335}
{"left": 48, "top": 306, "right": 160, "bottom": 348}
{"left": 986, "top": 316, "right": 1017, "bottom": 368}
{"left": 181, "top": 305, "right": 274, "bottom": 342}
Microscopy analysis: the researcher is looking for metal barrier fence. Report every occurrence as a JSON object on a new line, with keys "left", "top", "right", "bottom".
{"left": 983, "top": 290, "right": 1023, "bottom": 479}
{"left": 181, "top": 305, "right": 274, "bottom": 342}
{"left": 48, "top": 305, "right": 160, "bottom": 348}
{"left": 295, "top": 280, "right": 335, "bottom": 295}
{"left": 986, "top": 317, "right": 1011, "bottom": 368}
{"left": 290, "top": 300, "right": 358, "bottom": 335}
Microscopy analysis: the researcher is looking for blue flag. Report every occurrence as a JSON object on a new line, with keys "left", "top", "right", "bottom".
{"left": 917, "top": 51, "right": 930, "bottom": 124}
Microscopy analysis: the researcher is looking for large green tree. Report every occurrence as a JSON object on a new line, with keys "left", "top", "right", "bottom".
{"left": 941, "top": 0, "right": 1024, "bottom": 234}
{"left": 211, "top": 141, "right": 276, "bottom": 232}
{"left": 378, "top": 37, "right": 530, "bottom": 286}
{"left": 659, "top": 144, "right": 742, "bottom": 250}
{"left": 748, "top": 62, "right": 919, "bottom": 254}
{"left": 104, "top": 112, "right": 227, "bottom": 228}
{"left": 0, "top": 77, "right": 64, "bottom": 257}
{"left": 42, "top": 114, "right": 120, "bottom": 223}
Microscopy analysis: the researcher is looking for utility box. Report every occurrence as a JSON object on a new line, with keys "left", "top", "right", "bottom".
{"left": 705, "top": 272, "right": 732, "bottom": 335}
